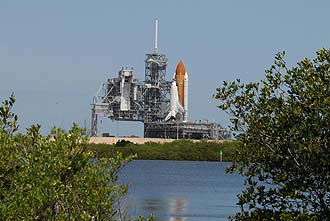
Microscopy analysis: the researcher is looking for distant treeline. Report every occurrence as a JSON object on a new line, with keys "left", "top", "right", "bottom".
{"left": 88, "top": 140, "right": 238, "bottom": 161}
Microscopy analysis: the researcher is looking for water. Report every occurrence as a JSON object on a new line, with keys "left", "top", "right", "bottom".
{"left": 119, "top": 160, "right": 244, "bottom": 221}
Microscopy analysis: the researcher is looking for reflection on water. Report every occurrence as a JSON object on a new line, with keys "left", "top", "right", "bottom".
{"left": 169, "top": 197, "right": 187, "bottom": 221}
{"left": 170, "top": 217, "right": 186, "bottom": 221}
{"left": 141, "top": 197, "right": 187, "bottom": 221}
{"left": 119, "top": 160, "right": 244, "bottom": 221}
{"left": 142, "top": 198, "right": 166, "bottom": 212}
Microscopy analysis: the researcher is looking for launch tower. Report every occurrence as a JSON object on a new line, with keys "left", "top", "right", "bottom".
{"left": 143, "top": 19, "right": 172, "bottom": 136}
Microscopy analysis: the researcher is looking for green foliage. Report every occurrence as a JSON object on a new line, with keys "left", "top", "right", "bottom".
{"left": 115, "top": 139, "right": 134, "bottom": 147}
{"left": 215, "top": 48, "right": 330, "bottom": 220}
{"left": 0, "top": 97, "right": 141, "bottom": 220}
{"left": 0, "top": 94, "right": 18, "bottom": 133}
{"left": 88, "top": 140, "right": 237, "bottom": 162}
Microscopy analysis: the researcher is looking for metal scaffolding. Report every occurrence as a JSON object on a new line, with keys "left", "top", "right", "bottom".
{"left": 143, "top": 52, "right": 172, "bottom": 136}
{"left": 91, "top": 67, "right": 144, "bottom": 136}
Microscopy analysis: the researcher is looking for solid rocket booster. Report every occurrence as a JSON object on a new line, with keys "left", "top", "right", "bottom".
{"left": 183, "top": 73, "right": 188, "bottom": 122}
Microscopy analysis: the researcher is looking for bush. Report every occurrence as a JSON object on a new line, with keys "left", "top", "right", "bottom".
{"left": 0, "top": 95, "right": 137, "bottom": 220}
{"left": 215, "top": 49, "right": 330, "bottom": 220}
{"left": 88, "top": 140, "right": 238, "bottom": 162}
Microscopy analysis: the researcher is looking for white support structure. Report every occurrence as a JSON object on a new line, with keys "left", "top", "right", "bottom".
{"left": 120, "top": 69, "right": 133, "bottom": 111}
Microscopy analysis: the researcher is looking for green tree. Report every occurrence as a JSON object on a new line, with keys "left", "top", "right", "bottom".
{"left": 0, "top": 95, "right": 138, "bottom": 220}
{"left": 215, "top": 48, "right": 330, "bottom": 220}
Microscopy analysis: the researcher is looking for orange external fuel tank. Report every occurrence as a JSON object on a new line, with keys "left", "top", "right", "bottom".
{"left": 175, "top": 60, "right": 186, "bottom": 106}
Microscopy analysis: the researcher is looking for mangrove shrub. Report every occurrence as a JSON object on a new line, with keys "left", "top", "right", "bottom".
{"left": 0, "top": 95, "right": 134, "bottom": 220}
{"left": 215, "top": 49, "right": 330, "bottom": 220}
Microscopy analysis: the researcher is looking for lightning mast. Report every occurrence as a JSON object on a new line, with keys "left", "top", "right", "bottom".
{"left": 154, "top": 18, "right": 158, "bottom": 53}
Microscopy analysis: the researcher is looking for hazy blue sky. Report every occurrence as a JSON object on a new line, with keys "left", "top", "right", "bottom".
{"left": 1, "top": 1, "right": 329, "bottom": 136}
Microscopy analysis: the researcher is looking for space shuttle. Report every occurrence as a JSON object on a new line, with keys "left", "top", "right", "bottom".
{"left": 165, "top": 60, "right": 189, "bottom": 122}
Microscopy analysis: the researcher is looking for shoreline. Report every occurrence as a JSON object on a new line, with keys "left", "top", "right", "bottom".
{"left": 88, "top": 139, "right": 237, "bottom": 162}
{"left": 88, "top": 136, "right": 231, "bottom": 145}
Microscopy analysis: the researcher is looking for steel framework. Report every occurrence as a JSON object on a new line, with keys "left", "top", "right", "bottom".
{"left": 143, "top": 52, "right": 172, "bottom": 136}
{"left": 91, "top": 67, "right": 144, "bottom": 136}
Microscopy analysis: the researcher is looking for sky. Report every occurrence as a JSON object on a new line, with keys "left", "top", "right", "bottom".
{"left": 1, "top": 0, "right": 329, "bottom": 136}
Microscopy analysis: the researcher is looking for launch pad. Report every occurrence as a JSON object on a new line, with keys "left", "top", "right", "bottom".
{"left": 144, "top": 121, "right": 228, "bottom": 140}
{"left": 91, "top": 20, "right": 230, "bottom": 140}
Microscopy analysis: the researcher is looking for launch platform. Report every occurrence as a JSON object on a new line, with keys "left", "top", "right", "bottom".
{"left": 144, "top": 121, "right": 229, "bottom": 140}
{"left": 91, "top": 20, "right": 230, "bottom": 140}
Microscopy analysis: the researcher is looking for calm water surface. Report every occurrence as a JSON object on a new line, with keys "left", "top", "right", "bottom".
{"left": 119, "top": 160, "right": 244, "bottom": 221}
